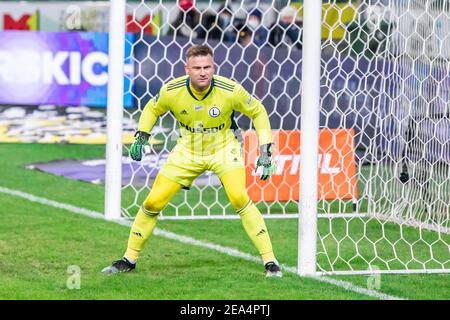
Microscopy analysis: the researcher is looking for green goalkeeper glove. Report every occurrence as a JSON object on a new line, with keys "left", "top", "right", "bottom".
{"left": 129, "top": 131, "right": 150, "bottom": 161}
{"left": 255, "top": 143, "right": 276, "bottom": 181}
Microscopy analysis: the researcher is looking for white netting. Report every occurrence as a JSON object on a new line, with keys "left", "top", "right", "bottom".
{"left": 121, "top": 0, "right": 449, "bottom": 274}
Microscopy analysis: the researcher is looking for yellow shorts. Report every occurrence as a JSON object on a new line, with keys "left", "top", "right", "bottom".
{"left": 159, "top": 141, "right": 245, "bottom": 189}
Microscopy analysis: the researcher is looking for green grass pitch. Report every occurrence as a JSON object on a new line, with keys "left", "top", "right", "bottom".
{"left": 0, "top": 143, "right": 449, "bottom": 299}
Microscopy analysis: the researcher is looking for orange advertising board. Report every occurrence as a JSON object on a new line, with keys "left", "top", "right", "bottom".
{"left": 244, "top": 129, "right": 357, "bottom": 202}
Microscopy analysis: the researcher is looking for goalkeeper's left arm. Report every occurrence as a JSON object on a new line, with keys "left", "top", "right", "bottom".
{"left": 234, "top": 85, "right": 275, "bottom": 180}
{"left": 130, "top": 92, "right": 168, "bottom": 161}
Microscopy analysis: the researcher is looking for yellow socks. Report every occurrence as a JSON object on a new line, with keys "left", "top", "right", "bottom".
{"left": 124, "top": 207, "right": 159, "bottom": 262}
{"left": 124, "top": 198, "right": 277, "bottom": 266}
{"left": 237, "top": 200, "right": 276, "bottom": 264}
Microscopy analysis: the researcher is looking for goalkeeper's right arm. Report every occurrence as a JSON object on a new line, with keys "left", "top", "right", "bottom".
{"left": 130, "top": 93, "right": 167, "bottom": 161}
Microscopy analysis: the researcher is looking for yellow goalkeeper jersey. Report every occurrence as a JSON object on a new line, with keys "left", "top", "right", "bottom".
{"left": 138, "top": 75, "right": 272, "bottom": 155}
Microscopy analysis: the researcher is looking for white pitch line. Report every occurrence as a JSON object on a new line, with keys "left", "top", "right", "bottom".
{"left": 152, "top": 228, "right": 403, "bottom": 300}
{"left": 0, "top": 186, "right": 404, "bottom": 300}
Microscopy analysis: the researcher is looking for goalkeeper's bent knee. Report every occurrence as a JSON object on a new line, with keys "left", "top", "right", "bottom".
{"left": 142, "top": 173, "right": 182, "bottom": 212}
{"left": 142, "top": 198, "right": 166, "bottom": 213}
{"left": 229, "top": 193, "right": 251, "bottom": 211}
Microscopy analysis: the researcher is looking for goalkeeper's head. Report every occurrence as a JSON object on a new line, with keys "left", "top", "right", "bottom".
{"left": 184, "top": 44, "right": 215, "bottom": 92}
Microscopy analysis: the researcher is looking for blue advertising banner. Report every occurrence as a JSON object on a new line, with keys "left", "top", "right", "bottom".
{"left": 0, "top": 31, "right": 134, "bottom": 107}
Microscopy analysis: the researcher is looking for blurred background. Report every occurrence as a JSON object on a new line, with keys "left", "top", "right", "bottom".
{"left": 0, "top": 0, "right": 372, "bottom": 145}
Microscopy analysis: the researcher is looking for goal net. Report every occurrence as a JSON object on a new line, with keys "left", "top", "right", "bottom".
{"left": 118, "top": 0, "right": 449, "bottom": 274}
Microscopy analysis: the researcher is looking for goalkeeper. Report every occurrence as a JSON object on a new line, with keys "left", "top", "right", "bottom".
{"left": 102, "top": 44, "right": 281, "bottom": 277}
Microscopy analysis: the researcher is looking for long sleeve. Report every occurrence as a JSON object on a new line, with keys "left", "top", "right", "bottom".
{"left": 137, "top": 91, "right": 168, "bottom": 133}
{"left": 233, "top": 84, "right": 272, "bottom": 146}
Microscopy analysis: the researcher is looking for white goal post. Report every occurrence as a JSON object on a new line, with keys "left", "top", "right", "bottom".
{"left": 105, "top": 0, "right": 450, "bottom": 275}
{"left": 105, "top": 0, "right": 126, "bottom": 221}
{"left": 298, "top": 0, "right": 321, "bottom": 276}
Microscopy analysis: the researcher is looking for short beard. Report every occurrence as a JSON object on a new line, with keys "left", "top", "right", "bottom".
{"left": 191, "top": 79, "right": 211, "bottom": 91}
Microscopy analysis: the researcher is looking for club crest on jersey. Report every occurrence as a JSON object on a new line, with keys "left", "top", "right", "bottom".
{"left": 209, "top": 106, "right": 220, "bottom": 118}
